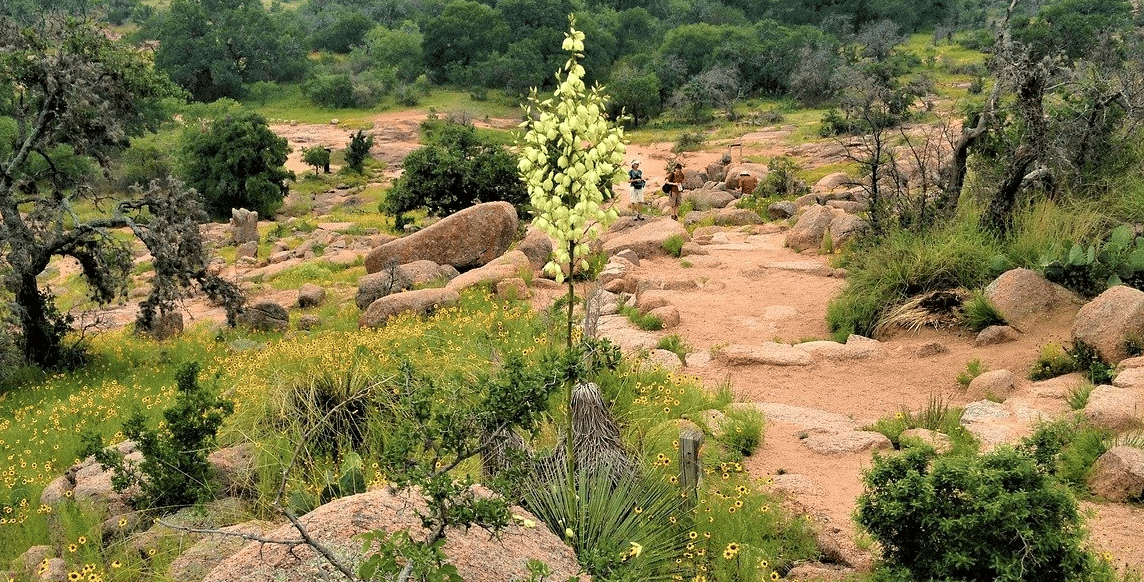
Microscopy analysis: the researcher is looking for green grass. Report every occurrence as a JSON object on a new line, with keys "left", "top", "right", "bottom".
{"left": 864, "top": 395, "right": 977, "bottom": 455}
{"left": 1, "top": 291, "right": 819, "bottom": 578}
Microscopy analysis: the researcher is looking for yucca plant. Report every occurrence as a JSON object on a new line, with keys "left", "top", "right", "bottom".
{"left": 523, "top": 465, "right": 689, "bottom": 582}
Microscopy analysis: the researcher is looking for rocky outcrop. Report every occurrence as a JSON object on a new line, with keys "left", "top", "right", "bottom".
{"left": 685, "top": 190, "right": 736, "bottom": 211}
{"left": 984, "top": 268, "right": 1084, "bottom": 332}
{"left": 202, "top": 488, "right": 581, "bottom": 582}
{"left": 1073, "top": 285, "right": 1144, "bottom": 364}
{"left": 237, "top": 302, "right": 289, "bottom": 332}
{"left": 1088, "top": 447, "right": 1144, "bottom": 502}
{"left": 784, "top": 205, "right": 835, "bottom": 252}
{"left": 359, "top": 288, "right": 460, "bottom": 328}
{"left": 601, "top": 219, "right": 690, "bottom": 259}
{"left": 167, "top": 520, "right": 279, "bottom": 582}
{"left": 230, "top": 208, "right": 259, "bottom": 245}
{"left": 296, "top": 284, "right": 325, "bottom": 308}
{"left": 364, "top": 202, "right": 517, "bottom": 273}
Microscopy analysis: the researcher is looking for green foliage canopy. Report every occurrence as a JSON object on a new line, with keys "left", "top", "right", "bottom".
{"left": 384, "top": 121, "right": 526, "bottom": 218}
{"left": 154, "top": 0, "right": 308, "bottom": 102}
{"left": 857, "top": 446, "right": 1113, "bottom": 582}
{"left": 181, "top": 110, "right": 292, "bottom": 219}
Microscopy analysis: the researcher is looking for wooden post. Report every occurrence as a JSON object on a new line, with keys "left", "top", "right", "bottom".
{"left": 679, "top": 428, "right": 703, "bottom": 496}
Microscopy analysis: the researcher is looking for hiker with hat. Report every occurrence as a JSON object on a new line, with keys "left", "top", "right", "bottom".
{"left": 627, "top": 159, "right": 646, "bottom": 220}
{"left": 737, "top": 170, "right": 758, "bottom": 198}
{"left": 665, "top": 162, "right": 686, "bottom": 221}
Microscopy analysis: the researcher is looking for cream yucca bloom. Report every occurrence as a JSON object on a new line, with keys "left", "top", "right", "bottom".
{"left": 518, "top": 14, "right": 625, "bottom": 283}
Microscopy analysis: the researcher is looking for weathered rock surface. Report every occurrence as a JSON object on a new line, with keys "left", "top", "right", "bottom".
{"left": 230, "top": 208, "right": 259, "bottom": 244}
{"left": 364, "top": 202, "right": 517, "bottom": 273}
{"left": 967, "top": 369, "right": 1019, "bottom": 402}
{"left": 1089, "top": 446, "right": 1144, "bottom": 502}
{"left": 167, "top": 520, "right": 279, "bottom": 582}
{"left": 785, "top": 205, "right": 835, "bottom": 252}
{"left": 237, "top": 302, "right": 289, "bottom": 332}
{"left": 1073, "top": 285, "right": 1144, "bottom": 364}
{"left": 202, "top": 488, "right": 581, "bottom": 582}
{"left": 1084, "top": 385, "right": 1143, "bottom": 432}
{"left": 296, "top": 283, "right": 325, "bottom": 308}
{"left": 717, "top": 343, "right": 812, "bottom": 367}
{"left": 602, "top": 219, "right": 690, "bottom": 259}
{"left": 803, "top": 431, "right": 893, "bottom": 455}
{"left": 984, "top": 268, "right": 1084, "bottom": 332}
{"left": 358, "top": 288, "right": 461, "bottom": 328}
{"left": 975, "top": 325, "right": 1020, "bottom": 346}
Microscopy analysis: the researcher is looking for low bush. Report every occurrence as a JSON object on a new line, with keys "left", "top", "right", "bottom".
{"left": 1018, "top": 420, "right": 1113, "bottom": 491}
{"left": 858, "top": 446, "right": 1116, "bottom": 582}
{"left": 671, "top": 129, "right": 705, "bottom": 153}
{"left": 88, "top": 362, "right": 233, "bottom": 511}
{"left": 1029, "top": 343, "right": 1078, "bottom": 380}
{"left": 662, "top": 234, "right": 686, "bottom": 258}
{"left": 655, "top": 334, "right": 691, "bottom": 364}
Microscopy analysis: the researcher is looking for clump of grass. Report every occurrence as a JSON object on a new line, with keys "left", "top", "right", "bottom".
{"left": 1029, "top": 343, "right": 1077, "bottom": 380}
{"left": 956, "top": 358, "right": 986, "bottom": 388}
{"left": 620, "top": 305, "right": 664, "bottom": 331}
{"left": 656, "top": 334, "right": 691, "bottom": 364}
{"left": 662, "top": 235, "right": 685, "bottom": 258}
{"left": 960, "top": 290, "right": 1006, "bottom": 332}
{"left": 1065, "top": 383, "right": 1096, "bottom": 410}
{"left": 826, "top": 214, "right": 1003, "bottom": 340}
{"left": 719, "top": 407, "right": 765, "bottom": 457}
{"left": 865, "top": 395, "right": 975, "bottom": 453}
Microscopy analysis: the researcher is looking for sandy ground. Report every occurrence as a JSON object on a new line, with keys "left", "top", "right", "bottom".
{"left": 68, "top": 109, "right": 1144, "bottom": 576}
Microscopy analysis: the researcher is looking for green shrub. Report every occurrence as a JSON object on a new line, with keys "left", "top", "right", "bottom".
{"left": 955, "top": 359, "right": 986, "bottom": 388}
{"left": 960, "top": 291, "right": 1006, "bottom": 332}
{"left": 662, "top": 235, "right": 685, "bottom": 258}
{"left": 619, "top": 305, "right": 664, "bottom": 331}
{"left": 1029, "top": 344, "right": 1078, "bottom": 380}
{"left": 758, "top": 157, "right": 809, "bottom": 199}
{"left": 1070, "top": 341, "right": 1114, "bottom": 385}
{"left": 345, "top": 129, "right": 375, "bottom": 174}
{"left": 1019, "top": 420, "right": 1113, "bottom": 490}
{"left": 91, "top": 362, "right": 233, "bottom": 511}
{"left": 857, "top": 446, "right": 1116, "bottom": 582}
{"left": 719, "top": 407, "right": 765, "bottom": 457}
{"left": 671, "top": 129, "right": 704, "bottom": 153}
{"left": 655, "top": 334, "right": 690, "bottom": 364}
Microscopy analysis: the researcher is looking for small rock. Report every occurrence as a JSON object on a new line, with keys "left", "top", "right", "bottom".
{"left": 803, "top": 431, "right": 893, "bottom": 455}
{"left": 1113, "top": 367, "right": 1144, "bottom": 389}
{"left": 966, "top": 369, "right": 1019, "bottom": 401}
{"left": 913, "top": 341, "right": 948, "bottom": 357}
{"left": 975, "top": 325, "right": 1019, "bottom": 346}
{"left": 646, "top": 349, "right": 684, "bottom": 371}
{"left": 237, "top": 302, "right": 289, "bottom": 332}
{"left": 296, "top": 283, "right": 325, "bottom": 308}
{"left": 648, "top": 305, "right": 681, "bottom": 329}
{"left": 296, "top": 314, "right": 321, "bottom": 331}
{"left": 496, "top": 277, "right": 531, "bottom": 300}
{"left": 1087, "top": 446, "right": 1144, "bottom": 502}
{"left": 235, "top": 241, "right": 258, "bottom": 261}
